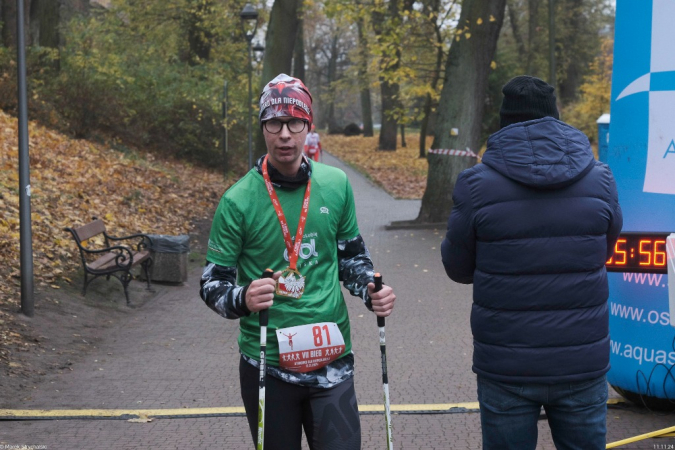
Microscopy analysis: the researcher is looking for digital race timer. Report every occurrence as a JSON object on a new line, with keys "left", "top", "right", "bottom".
{"left": 606, "top": 232, "right": 670, "bottom": 274}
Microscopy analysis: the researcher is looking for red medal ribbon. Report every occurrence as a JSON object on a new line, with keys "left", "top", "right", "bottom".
{"left": 262, "top": 155, "right": 311, "bottom": 270}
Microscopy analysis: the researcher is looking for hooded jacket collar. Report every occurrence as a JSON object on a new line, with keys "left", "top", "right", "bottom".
{"left": 482, "top": 117, "right": 595, "bottom": 190}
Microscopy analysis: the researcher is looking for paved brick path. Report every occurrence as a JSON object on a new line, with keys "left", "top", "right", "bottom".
{"left": 2, "top": 152, "right": 674, "bottom": 449}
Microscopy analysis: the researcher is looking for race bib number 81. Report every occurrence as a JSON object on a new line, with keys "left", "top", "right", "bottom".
{"left": 275, "top": 322, "right": 346, "bottom": 372}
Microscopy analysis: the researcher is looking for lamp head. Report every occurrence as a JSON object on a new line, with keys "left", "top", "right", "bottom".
{"left": 240, "top": 3, "right": 258, "bottom": 42}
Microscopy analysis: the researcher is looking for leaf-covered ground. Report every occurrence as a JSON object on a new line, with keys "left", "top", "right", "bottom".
{"left": 322, "top": 133, "right": 432, "bottom": 200}
{"left": 0, "top": 110, "right": 231, "bottom": 365}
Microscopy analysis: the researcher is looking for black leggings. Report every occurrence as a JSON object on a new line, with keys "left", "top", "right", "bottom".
{"left": 240, "top": 357, "right": 361, "bottom": 450}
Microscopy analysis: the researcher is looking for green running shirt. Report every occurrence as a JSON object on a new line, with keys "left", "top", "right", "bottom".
{"left": 206, "top": 162, "right": 360, "bottom": 366}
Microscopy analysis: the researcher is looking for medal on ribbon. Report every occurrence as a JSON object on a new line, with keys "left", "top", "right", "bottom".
{"left": 276, "top": 267, "right": 305, "bottom": 299}
{"left": 262, "top": 156, "right": 311, "bottom": 299}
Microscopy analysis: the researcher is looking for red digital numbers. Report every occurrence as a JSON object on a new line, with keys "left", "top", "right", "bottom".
{"left": 312, "top": 325, "right": 332, "bottom": 347}
{"left": 654, "top": 240, "right": 666, "bottom": 266}
{"left": 606, "top": 233, "right": 669, "bottom": 273}
{"left": 637, "top": 239, "right": 665, "bottom": 266}
{"left": 607, "top": 238, "right": 627, "bottom": 265}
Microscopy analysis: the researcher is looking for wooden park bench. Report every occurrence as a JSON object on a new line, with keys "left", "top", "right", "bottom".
{"left": 65, "top": 218, "right": 153, "bottom": 305}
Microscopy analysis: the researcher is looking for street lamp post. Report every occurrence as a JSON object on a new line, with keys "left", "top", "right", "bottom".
{"left": 240, "top": 3, "right": 259, "bottom": 170}
{"left": 16, "top": 0, "right": 34, "bottom": 317}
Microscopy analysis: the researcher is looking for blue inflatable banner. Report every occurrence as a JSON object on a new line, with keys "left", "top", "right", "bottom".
{"left": 607, "top": 0, "right": 675, "bottom": 402}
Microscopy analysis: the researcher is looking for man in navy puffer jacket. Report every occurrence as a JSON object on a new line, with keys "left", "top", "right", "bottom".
{"left": 441, "top": 76, "right": 622, "bottom": 450}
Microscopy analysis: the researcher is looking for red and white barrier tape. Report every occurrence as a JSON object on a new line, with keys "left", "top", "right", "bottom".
{"left": 428, "top": 148, "right": 479, "bottom": 158}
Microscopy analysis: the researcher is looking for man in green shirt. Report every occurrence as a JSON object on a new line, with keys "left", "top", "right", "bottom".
{"left": 200, "top": 73, "right": 396, "bottom": 450}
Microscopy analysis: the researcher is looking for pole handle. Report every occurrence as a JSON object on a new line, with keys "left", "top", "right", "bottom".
{"left": 374, "top": 273, "right": 384, "bottom": 327}
{"left": 259, "top": 269, "right": 274, "bottom": 327}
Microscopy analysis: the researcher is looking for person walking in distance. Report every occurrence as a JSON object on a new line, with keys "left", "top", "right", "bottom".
{"left": 441, "top": 75, "right": 623, "bottom": 450}
{"left": 200, "top": 73, "right": 396, "bottom": 450}
{"left": 304, "top": 123, "right": 322, "bottom": 162}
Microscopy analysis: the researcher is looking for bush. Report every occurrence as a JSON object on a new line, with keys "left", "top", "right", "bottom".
{"left": 343, "top": 123, "right": 361, "bottom": 136}
{"left": 0, "top": 46, "right": 63, "bottom": 129}
{"left": 0, "top": 2, "right": 254, "bottom": 171}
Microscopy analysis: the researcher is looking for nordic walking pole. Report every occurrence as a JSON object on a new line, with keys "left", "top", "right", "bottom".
{"left": 257, "top": 268, "right": 274, "bottom": 450}
{"left": 374, "top": 273, "right": 393, "bottom": 450}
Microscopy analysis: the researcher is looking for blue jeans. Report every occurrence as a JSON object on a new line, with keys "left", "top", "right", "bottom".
{"left": 477, "top": 375, "right": 607, "bottom": 450}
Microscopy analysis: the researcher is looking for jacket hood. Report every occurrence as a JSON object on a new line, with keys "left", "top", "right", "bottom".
{"left": 482, "top": 117, "right": 595, "bottom": 189}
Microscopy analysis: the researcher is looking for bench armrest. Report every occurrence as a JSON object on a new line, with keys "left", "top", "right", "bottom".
{"left": 105, "top": 232, "right": 152, "bottom": 252}
{"left": 82, "top": 245, "right": 136, "bottom": 269}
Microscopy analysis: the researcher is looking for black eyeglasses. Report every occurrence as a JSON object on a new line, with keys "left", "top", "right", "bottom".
{"left": 263, "top": 119, "right": 308, "bottom": 134}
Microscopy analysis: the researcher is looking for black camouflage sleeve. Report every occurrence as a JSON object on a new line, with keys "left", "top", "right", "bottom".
{"left": 200, "top": 263, "right": 251, "bottom": 319}
{"left": 337, "top": 234, "right": 375, "bottom": 310}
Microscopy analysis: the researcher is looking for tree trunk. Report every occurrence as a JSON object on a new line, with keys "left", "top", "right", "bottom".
{"left": 556, "top": 0, "right": 584, "bottom": 103}
{"left": 1, "top": 0, "right": 14, "bottom": 47}
{"left": 419, "top": 0, "right": 445, "bottom": 159}
{"left": 292, "top": 18, "right": 305, "bottom": 81}
{"left": 325, "top": 33, "right": 340, "bottom": 133}
{"left": 419, "top": 93, "right": 433, "bottom": 158}
{"left": 255, "top": 0, "right": 301, "bottom": 158}
{"left": 184, "top": 0, "right": 213, "bottom": 66}
{"left": 526, "top": 0, "right": 541, "bottom": 75}
{"left": 359, "top": 77, "right": 374, "bottom": 137}
{"left": 29, "top": 0, "right": 60, "bottom": 48}
{"left": 2, "top": 0, "right": 30, "bottom": 48}
{"left": 416, "top": 0, "right": 506, "bottom": 224}
{"left": 356, "top": 14, "right": 373, "bottom": 137}
{"left": 373, "top": 0, "right": 414, "bottom": 151}
{"left": 378, "top": 76, "right": 399, "bottom": 150}
{"left": 260, "top": 0, "right": 302, "bottom": 94}
{"left": 507, "top": 0, "right": 526, "bottom": 59}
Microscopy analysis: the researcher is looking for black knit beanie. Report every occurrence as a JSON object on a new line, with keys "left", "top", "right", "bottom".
{"left": 499, "top": 76, "right": 559, "bottom": 128}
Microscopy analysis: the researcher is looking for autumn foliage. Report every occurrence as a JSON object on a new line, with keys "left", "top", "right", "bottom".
{"left": 562, "top": 38, "right": 614, "bottom": 144}
{"left": 0, "top": 110, "right": 230, "bottom": 338}
{"left": 322, "top": 133, "right": 432, "bottom": 200}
